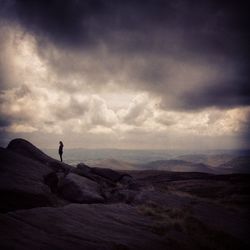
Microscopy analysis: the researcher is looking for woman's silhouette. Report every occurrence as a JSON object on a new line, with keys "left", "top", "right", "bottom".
{"left": 59, "top": 141, "right": 64, "bottom": 162}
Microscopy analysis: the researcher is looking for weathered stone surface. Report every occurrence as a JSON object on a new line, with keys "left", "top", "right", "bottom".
{"left": 58, "top": 173, "right": 104, "bottom": 203}
{"left": 0, "top": 147, "right": 53, "bottom": 212}
{"left": 72, "top": 163, "right": 133, "bottom": 188}
{"left": 71, "top": 163, "right": 93, "bottom": 179}
{"left": 1, "top": 138, "right": 249, "bottom": 250}
{"left": 48, "top": 161, "right": 72, "bottom": 173}
{"left": 77, "top": 163, "right": 92, "bottom": 173}
{"left": 108, "top": 189, "right": 138, "bottom": 204}
{"left": 7, "top": 138, "right": 73, "bottom": 172}
{"left": 92, "top": 167, "right": 131, "bottom": 182}
{"left": 0, "top": 203, "right": 169, "bottom": 250}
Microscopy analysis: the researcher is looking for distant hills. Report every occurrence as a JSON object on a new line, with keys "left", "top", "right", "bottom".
{"left": 88, "top": 159, "right": 215, "bottom": 173}
{"left": 175, "top": 154, "right": 235, "bottom": 167}
{"left": 87, "top": 158, "right": 136, "bottom": 170}
{"left": 43, "top": 148, "right": 250, "bottom": 174}
{"left": 174, "top": 154, "right": 250, "bottom": 174}
{"left": 1, "top": 138, "right": 250, "bottom": 249}
{"left": 88, "top": 155, "right": 250, "bottom": 174}
{"left": 218, "top": 156, "right": 250, "bottom": 174}
{"left": 137, "top": 160, "right": 215, "bottom": 173}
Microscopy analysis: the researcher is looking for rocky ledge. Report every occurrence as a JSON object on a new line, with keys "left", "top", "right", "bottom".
{"left": 0, "top": 138, "right": 249, "bottom": 250}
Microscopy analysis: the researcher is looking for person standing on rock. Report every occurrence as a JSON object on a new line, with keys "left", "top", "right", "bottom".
{"left": 59, "top": 141, "right": 64, "bottom": 162}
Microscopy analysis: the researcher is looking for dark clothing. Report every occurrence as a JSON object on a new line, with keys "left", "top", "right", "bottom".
{"left": 59, "top": 142, "right": 63, "bottom": 162}
{"left": 59, "top": 145, "right": 63, "bottom": 155}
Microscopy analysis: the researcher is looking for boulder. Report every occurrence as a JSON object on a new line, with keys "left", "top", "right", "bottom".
{"left": 7, "top": 138, "right": 51, "bottom": 164}
{"left": 72, "top": 163, "right": 93, "bottom": 179}
{"left": 92, "top": 167, "right": 132, "bottom": 183}
{"left": 0, "top": 147, "right": 54, "bottom": 212}
{"left": 7, "top": 138, "right": 73, "bottom": 173}
{"left": 58, "top": 173, "right": 104, "bottom": 203}
{"left": 73, "top": 163, "right": 124, "bottom": 187}
{"left": 77, "top": 163, "right": 92, "bottom": 174}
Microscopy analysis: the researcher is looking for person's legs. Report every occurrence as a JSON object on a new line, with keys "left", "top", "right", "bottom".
{"left": 60, "top": 153, "right": 63, "bottom": 162}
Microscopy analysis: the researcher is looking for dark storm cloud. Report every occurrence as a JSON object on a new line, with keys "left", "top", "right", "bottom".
{"left": 1, "top": 0, "right": 247, "bottom": 51}
{"left": 0, "top": 116, "right": 11, "bottom": 127}
{"left": 0, "top": 0, "right": 249, "bottom": 110}
{"left": 158, "top": 75, "right": 250, "bottom": 111}
{"left": 181, "top": 79, "right": 250, "bottom": 110}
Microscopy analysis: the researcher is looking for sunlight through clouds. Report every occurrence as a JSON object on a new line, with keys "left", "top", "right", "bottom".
{"left": 0, "top": 1, "right": 248, "bottom": 149}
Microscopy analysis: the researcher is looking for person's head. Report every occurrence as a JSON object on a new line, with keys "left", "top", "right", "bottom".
{"left": 59, "top": 141, "right": 63, "bottom": 145}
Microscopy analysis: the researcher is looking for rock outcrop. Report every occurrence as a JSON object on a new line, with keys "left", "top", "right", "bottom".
{"left": 0, "top": 138, "right": 249, "bottom": 250}
{"left": 0, "top": 139, "right": 137, "bottom": 211}
{"left": 7, "top": 138, "right": 73, "bottom": 172}
{"left": 0, "top": 147, "right": 53, "bottom": 212}
{"left": 73, "top": 163, "right": 133, "bottom": 185}
{"left": 0, "top": 203, "right": 169, "bottom": 250}
{"left": 58, "top": 173, "right": 104, "bottom": 203}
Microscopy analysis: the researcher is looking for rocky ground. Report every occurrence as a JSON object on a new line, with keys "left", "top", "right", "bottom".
{"left": 0, "top": 139, "right": 249, "bottom": 250}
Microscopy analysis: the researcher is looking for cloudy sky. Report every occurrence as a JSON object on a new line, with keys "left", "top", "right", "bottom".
{"left": 0, "top": 0, "right": 249, "bottom": 150}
